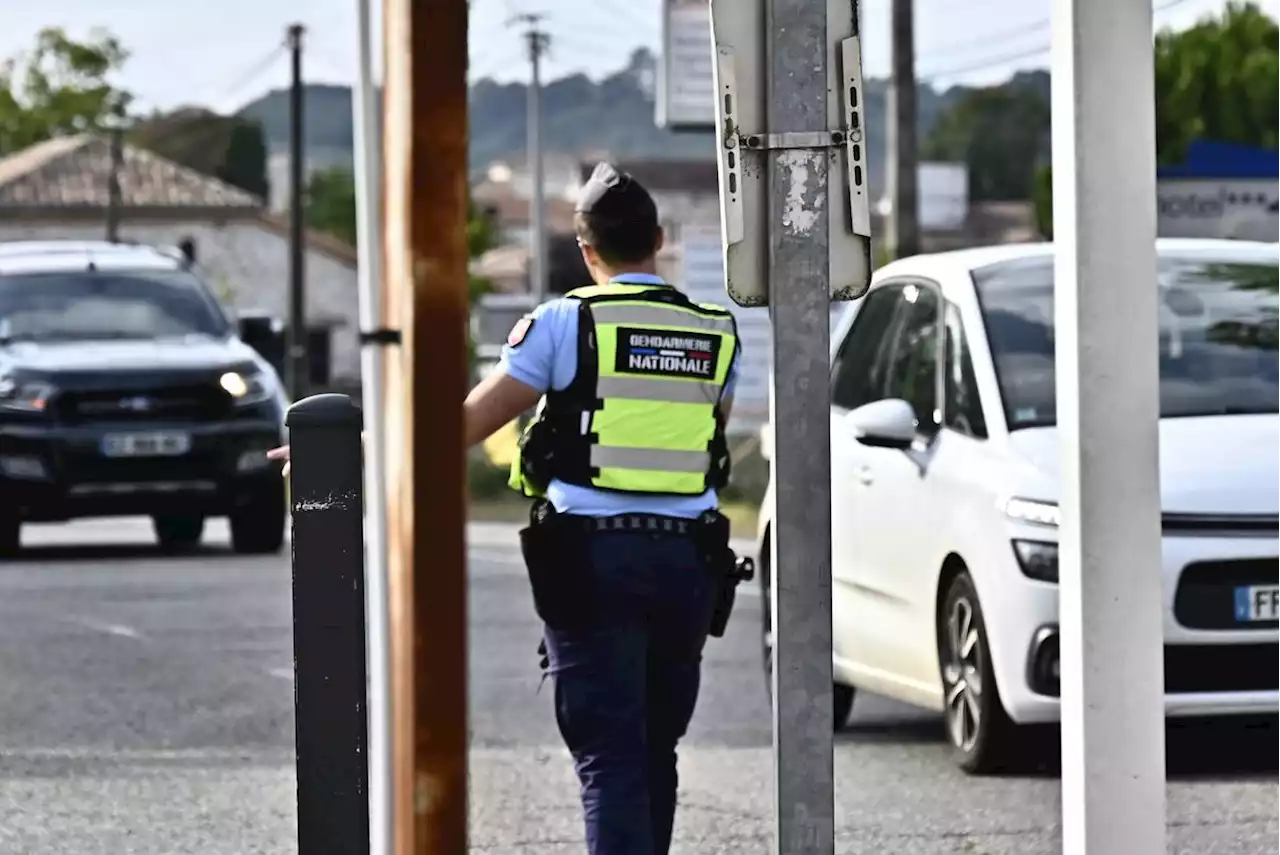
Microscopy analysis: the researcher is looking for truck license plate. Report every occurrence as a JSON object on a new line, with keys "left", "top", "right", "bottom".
{"left": 100, "top": 432, "right": 192, "bottom": 458}
{"left": 1234, "top": 585, "right": 1280, "bottom": 622}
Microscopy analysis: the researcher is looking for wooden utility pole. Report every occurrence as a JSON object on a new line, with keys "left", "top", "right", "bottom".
{"left": 382, "top": 0, "right": 470, "bottom": 853}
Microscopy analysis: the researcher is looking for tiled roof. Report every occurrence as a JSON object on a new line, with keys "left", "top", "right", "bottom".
{"left": 0, "top": 134, "right": 264, "bottom": 210}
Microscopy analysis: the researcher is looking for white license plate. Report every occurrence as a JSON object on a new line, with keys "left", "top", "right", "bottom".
{"left": 1234, "top": 584, "right": 1280, "bottom": 622}
{"left": 100, "top": 432, "right": 192, "bottom": 458}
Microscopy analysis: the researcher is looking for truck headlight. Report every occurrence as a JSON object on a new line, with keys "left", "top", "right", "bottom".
{"left": 0, "top": 376, "right": 54, "bottom": 412}
{"left": 219, "top": 368, "right": 272, "bottom": 405}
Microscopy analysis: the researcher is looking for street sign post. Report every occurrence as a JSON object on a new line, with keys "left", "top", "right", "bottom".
{"left": 709, "top": 1, "right": 872, "bottom": 851}
{"left": 1050, "top": 0, "right": 1167, "bottom": 851}
{"left": 657, "top": 0, "right": 716, "bottom": 130}
{"left": 710, "top": 0, "right": 872, "bottom": 308}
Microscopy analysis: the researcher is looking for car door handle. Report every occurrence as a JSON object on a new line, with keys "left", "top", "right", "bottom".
{"left": 855, "top": 466, "right": 874, "bottom": 487}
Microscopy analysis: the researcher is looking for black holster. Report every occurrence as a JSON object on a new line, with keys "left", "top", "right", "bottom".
{"left": 518, "top": 499, "right": 595, "bottom": 630}
{"left": 696, "top": 510, "right": 755, "bottom": 638}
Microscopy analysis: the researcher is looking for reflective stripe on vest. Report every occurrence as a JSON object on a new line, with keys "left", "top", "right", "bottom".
{"left": 508, "top": 282, "right": 738, "bottom": 497}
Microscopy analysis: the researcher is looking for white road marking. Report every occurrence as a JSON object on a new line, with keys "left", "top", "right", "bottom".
{"left": 468, "top": 549, "right": 523, "bottom": 567}
{"left": 0, "top": 746, "right": 292, "bottom": 762}
{"left": 267, "top": 667, "right": 294, "bottom": 681}
{"left": 66, "top": 617, "right": 145, "bottom": 640}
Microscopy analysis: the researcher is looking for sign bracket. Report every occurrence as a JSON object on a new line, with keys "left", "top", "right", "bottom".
{"left": 714, "top": 35, "right": 871, "bottom": 279}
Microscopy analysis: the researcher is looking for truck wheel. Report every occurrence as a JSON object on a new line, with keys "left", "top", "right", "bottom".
{"left": 230, "top": 481, "right": 286, "bottom": 555}
{"left": 0, "top": 510, "right": 20, "bottom": 558}
{"left": 153, "top": 515, "right": 205, "bottom": 552}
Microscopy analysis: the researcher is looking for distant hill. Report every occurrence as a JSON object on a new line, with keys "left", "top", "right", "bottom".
{"left": 236, "top": 49, "right": 1049, "bottom": 196}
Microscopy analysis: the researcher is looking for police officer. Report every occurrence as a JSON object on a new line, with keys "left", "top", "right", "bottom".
{"left": 476, "top": 162, "right": 742, "bottom": 855}
{"left": 269, "top": 162, "right": 743, "bottom": 855}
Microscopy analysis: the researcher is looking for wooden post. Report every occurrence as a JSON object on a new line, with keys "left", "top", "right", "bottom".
{"left": 382, "top": 0, "right": 470, "bottom": 852}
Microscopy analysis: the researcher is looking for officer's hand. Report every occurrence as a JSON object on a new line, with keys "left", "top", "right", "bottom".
{"left": 266, "top": 432, "right": 366, "bottom": 478}
{"left": 267, "top": 444, "right": 290, "bottom": 477}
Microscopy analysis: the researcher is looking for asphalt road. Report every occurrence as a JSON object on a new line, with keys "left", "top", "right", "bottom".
{"left": 0, "top": 518, "right": 1274, "bottom": 854}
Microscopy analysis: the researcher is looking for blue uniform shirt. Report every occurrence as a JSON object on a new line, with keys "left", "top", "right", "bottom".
{"left": 498, "top": 273, "right": 740, "bottom": 518}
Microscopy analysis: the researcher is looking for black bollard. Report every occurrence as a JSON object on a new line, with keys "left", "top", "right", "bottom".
{"left": 284, "top": 393, "right": 370, "bottom": 854}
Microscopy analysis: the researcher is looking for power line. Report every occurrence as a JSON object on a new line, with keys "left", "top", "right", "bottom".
{"left": 201, "top": 42, "right": 290, "bottom": 113}
{"left": 919, "top": 0, "right": 1198, "bottom": 80}
{"left": 920, "top": 19, "right": 1050, "bottom": 62}
{"left": 920, "top": 44, "right": 1050, "bottom": 81}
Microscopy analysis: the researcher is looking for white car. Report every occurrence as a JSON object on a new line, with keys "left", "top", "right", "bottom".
{"left": 755, "top": 238, "right": 1279, "bottom": 774}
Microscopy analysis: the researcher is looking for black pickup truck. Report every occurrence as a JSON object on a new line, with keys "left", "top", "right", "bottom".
{"left": 0, "top": 240, "right": 288, "bottom": 556}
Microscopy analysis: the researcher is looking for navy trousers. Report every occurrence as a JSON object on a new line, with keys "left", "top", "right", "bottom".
{"left": 542, "top": 529, "right": 715, "bottom": 855}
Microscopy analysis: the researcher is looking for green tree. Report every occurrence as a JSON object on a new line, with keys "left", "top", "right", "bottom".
{"left": 304, "top": 166, "right": 359, "bottom": 245}
{"left": 220, "top": 120, "right": 270, "bottom": 198}
{"left": 302, "top": 166, "right": 498, "bottom": 370}
{"left": 130, "top": 109, "right": 270, "bottom": 198}
{"left": 1154, "top": 1, "right": 1278, "bottom": 164}
{"left": 921, "top": 83, "right": 1050, "bottom": 202}
{"left": 1032, "top": 164, "right": 1054, "bottom": 239}
{"left": 1034, "top": 3, "right": 1277, "bottom": 236}
{"left": 0, "top": 27, "right": 132, "bottom": 155}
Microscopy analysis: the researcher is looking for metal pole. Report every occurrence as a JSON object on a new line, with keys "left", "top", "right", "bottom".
{"left": 284, "top": 393, "right": 371, "bottom": 855}
{"left": 105, "top": 116, "right": 124, "bottom": 243}
{"left": 1051, "top": 0, "right": 1166, "bottom": 851}
{"left": 351, "top": 0, "right": 392, "bottom": 850}
{"left": 887, "top": 0, "right": 918, "bottom": 259}
{"left": 524, "top": 19, "right": 549, "bottom": 301}
{"left": 287, "top": 23, "right": 309, "bottom": 401}
{"left": 383, "top": 0, "right": 469, "bottom": 850}
{"left": 765, "top": 0, "right": 835, "bottom": 851}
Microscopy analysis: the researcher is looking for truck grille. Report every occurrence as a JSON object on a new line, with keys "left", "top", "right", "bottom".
{"left": 1175, "top": 559, "right": 1279, "bottom": 630}
{"left": 65, "top": 451, "right": 224, "bottom": 484}
{"left": 55, "top": 383, "right": 230, "bottom": 424}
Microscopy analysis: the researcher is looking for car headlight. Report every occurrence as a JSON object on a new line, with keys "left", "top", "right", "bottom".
{"left": 1012, "top": 540, "right": 1059, "bottom": 583}
{"left": 0, "top": 376, "right": 54, "bottom": 412}
{"left": 1003, "top": 497, "right": 1060, "bottom": 528}
{"left": 219, "top": 367, "right": 273, "bottom": 405}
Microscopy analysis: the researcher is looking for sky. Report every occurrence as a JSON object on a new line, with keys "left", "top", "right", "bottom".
{"left": 0, "top": 0, "right": 1273, "bottom": 116}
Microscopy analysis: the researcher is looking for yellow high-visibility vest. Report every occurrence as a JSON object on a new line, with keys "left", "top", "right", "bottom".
{"left": 509, "top": 282, "right": 739, "bottom": 497}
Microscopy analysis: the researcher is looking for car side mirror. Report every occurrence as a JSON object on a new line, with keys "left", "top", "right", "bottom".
{"left": 236, "top": 312, "right": 285, "bottom": 370}
{"left": 238, "top": 313, "right": 282, "bottom": 348}
{"left": 845, "top": 399, "right": 916, "bottom": 450}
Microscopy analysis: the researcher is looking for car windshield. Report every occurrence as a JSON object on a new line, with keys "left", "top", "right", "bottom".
{"left": 0, "top": 269, "right": 230, "bottom": 343}
{"left": 973, "top": 254, "right": 1279, "bottom": 430}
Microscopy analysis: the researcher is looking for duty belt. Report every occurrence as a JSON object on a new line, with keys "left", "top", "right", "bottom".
{"left": 530, "top": 498, "right": 698, "bottom": 536}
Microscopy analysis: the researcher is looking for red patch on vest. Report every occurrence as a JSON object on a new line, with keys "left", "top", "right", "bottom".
{"left": 507, "top": 316, "right": 534, "bottom": 347}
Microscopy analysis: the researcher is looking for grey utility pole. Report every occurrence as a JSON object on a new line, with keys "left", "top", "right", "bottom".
{"left": 104, "top": 99, "right": 127, "bottom": 243}
{"left": 765, "top": 0, "right": 835, "bottom": 850}
{"left": 287, "top": 22, "right": 309, "bottom": 400}
{"left": 512, "top": 13, "right": 550, "bottom": 301}
{"left": 710, "top": 0, "right": 871, "bottom": 849}
{"left": 887, "top": 0, "right": 918, "bottom": 259}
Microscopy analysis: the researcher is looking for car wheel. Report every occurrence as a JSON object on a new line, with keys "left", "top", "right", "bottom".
{"left": 939, "top": 570, "right": 1018, "bottom": 774}
{"left": 759, "top": 528, "right": 856, "bottom": 730}
{"left": 153, "top": 515, "right": 205, "bottom": 552}
{"left": 230, "top": 481, "right": 286, "bottom": 555}
{"left": 0, "top": 510, "right": 20, "bottom": 558}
